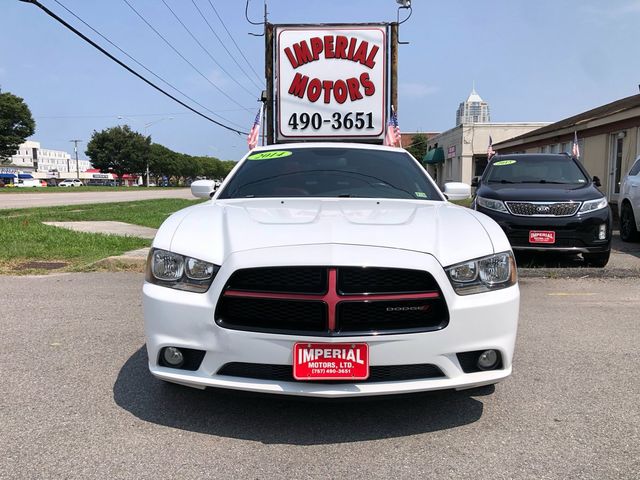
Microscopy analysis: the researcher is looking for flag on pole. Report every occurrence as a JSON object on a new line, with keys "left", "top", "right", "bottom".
{"left": 384, "top": 105, "right": 402, "bottom": 147}
{"left": 487, "top": 135, "right": 496, "bottom": 159}
{"left": 572, "top": 131, "right": 580, "bottom": 158}
{"left": 247, "top": 104, "right": 263, "bottom": 150}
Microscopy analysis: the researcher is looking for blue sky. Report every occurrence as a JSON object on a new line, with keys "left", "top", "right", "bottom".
{"left": 2, "top": 0, "right": 640, "bottom": 161}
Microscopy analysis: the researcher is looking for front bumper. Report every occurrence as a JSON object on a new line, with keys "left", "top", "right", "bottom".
{"left": 475, "top": 206, "right": 612, "bottom": 253}
{"left": 143, "top": 244, "right": 519, "bottom": 397}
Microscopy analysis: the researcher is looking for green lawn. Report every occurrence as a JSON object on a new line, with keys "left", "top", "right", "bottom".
{"left": 0, "top": 199, "right": 202, "bottom": 275}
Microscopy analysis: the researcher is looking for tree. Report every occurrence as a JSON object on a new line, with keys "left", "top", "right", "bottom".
{"left": 85, "top": 125, "right": 150, "bottom": 183}
{"left": 406, "top": 133, "right": 429, "bottom": 164}
{"left": 0, "top": 91, "right": 36, "bottom": 164}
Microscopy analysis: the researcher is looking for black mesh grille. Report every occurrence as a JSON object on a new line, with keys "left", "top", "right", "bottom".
{"left": 506, "top": 201, "right": 580, "bottom": 217}
{"left": 338, "top": 267, "right": 439, "bottom": 294}
{"left": 217, "top": 362, "right": 445, "bottom": 383}
{"left": 337, "top": 299, "right": 448, "bottom": 333}
{"left": 227, "top": 267, "right": 327, "bottom": 294}
{"left": 216, "top": 266, "right": 448, "bottom": 336}
{"left": 217, "top": 298, "right": 326, "bottom": 332}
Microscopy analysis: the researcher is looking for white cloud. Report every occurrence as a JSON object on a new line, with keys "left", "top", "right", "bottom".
{"left": 400, "top": 82, "right": 439, "bottom": 97}
{"left": 581, "top": 0, "right": 640, "bottom": 18}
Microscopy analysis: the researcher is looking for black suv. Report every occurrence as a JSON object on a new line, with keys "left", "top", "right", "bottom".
{"left": 472, "top": 153, "right": 611, "bottom": 267}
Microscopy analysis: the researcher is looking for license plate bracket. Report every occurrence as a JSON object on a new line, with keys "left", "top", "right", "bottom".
{"left": 293, "top": 343, "right": 369, "bottom": 380}
{"left": 529, "top": 230, "right": 556, "bottom": 244}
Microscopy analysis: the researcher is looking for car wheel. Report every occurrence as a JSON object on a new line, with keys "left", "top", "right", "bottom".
{"left": 583, "top": 251, "right": 610, "bottom": 268}
{"left": 620, "top": 203, "right": 639, "bottom": 242}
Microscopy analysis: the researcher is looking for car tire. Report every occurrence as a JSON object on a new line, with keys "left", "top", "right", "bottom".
{"left": 620, "top": 203, "right": 639, "bottom": 242}
{"left": 583, "top": 251, "right": 610, "bottom": 268}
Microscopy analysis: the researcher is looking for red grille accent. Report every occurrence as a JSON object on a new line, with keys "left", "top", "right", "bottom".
{"left": 223, "top": 267, "right": 440, "bottom": 333}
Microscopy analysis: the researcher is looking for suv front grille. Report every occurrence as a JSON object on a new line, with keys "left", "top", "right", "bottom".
{"left": 215, "top": 267, "right": 448, "bottom": 336}
{"left": 505, "top": 201, "right": 581, "bottom": 217}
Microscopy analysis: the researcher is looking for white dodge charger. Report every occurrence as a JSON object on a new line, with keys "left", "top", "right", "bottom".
{"left": 143, "top": 143, "right": 519, "bottom": 397}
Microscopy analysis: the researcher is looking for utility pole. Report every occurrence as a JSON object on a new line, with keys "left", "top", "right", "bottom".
{"left": 70, "top": 139, "right": 82, "bottom": 179}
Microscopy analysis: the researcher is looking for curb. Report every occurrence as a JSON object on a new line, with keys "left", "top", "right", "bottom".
{"left": 91, "top": 247, "right": 149, "bottom": 270}
{"left": 519, "top": 267, "right": 640, "bottom": 279}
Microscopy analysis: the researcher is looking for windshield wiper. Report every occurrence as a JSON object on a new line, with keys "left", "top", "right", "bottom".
{"left": 488, "top": 179, "right": 515, "bottom": 184}
{"left": 519, "top": 180, "right": 572, "bottom": 184}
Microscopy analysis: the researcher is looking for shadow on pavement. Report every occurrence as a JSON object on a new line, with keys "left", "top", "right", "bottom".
{"left": 114, "top": 347, "right": 487, "bottom": 445}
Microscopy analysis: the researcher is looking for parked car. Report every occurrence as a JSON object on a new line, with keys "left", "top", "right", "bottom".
{"left": 143, "top": 143, "right": 519, "bottom": 397}
{"left": 472, "top": 153, "right": 611, "bottom": 267}
{"left": 86, "top": 179, "right": 116, "bottom": 187}
{"left": 619, "top": 155, "right": 640, "bottom": 242}
{"left": 59, "top": 179, "right": 84, "bottom": 187}
{"left": 16, "top": 177, "right": 44, "bottom": 188}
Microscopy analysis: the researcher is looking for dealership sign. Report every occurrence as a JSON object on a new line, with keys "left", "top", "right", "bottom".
{"left": 276, "top": 25, "right": 387, "bottom": 142}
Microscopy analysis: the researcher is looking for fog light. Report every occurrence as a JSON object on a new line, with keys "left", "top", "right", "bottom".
{"left": 477, "top": 349, "right": 498, "bottom": 370}
{"left": 598, "top": 224, "right": 607, "bottom": 240}
{"left": 162, "top": 347, "right": 184, "bottom": 367}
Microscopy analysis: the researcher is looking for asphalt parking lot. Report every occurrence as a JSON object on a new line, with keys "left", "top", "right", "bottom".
{"left": 1, "top": 272, "right": 638, "bottom": 479}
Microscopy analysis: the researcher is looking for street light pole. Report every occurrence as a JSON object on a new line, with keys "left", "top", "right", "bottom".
{"left": 144, "top": 117, "right": 172, "bottom": 187}
{"left": 70, "top": 139, "right": 82, "bottom": 179}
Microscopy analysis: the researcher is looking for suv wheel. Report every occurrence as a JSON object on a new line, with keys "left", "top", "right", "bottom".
{"left": 583, "top": 251, "right": 610, "bottom": 268}
{"left": 620, "top": 203, "right": 639, "bottom": 242}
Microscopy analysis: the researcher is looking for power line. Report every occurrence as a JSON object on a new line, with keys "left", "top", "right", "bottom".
{"left": 207, "top": 0, "right": 263, "bottom": 84}
{"left": 35, "top": 108, "right": 254, "bottom": 119}
{"left": 122, "top": 0, "right": 253, "bottom": 112}
{"left": 48, "top": 0, "right": 247, "bottom": 130}
{"left": 19, "top": 0, "right": 248, "bottom": 135}
{"left": 192, "top": 0, "right": 263, "bottom": 88}
{"left": 160, "top": 0, "right": 260, "bottom": 95}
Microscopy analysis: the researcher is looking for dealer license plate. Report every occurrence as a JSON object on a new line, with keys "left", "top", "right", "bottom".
{"left": 293, "top": 343, "right": 369, "bottom": 380}
{"left": 529, "top": 230, "right": 556, "bottom": 244}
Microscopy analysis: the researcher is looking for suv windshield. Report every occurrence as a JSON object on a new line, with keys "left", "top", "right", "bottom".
{"left": 219, "top": 147, "right": 442, "bottom": 201}
{"left": 485, "top": 155, "right": 589, "bottom": 185}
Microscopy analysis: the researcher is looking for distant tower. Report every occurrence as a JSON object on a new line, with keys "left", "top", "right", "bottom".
{"left": 456, "top": 84, "right": 490, "bottom": 125}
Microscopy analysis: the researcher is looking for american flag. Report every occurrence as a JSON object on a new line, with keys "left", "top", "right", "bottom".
{"left": 487, "top": 135, "right": 496, "bottom": 159}
{"left": 384, "top": 106, "right": 401, "bottom": 147}
{"left": 572, "top": 131, "right": 580, "bottom": 158}
{"left": 247, "top": 104, "right": 263, "bottom": 150}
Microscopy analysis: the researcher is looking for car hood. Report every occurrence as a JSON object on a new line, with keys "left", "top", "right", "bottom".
{"left": 477, "top": 182, "right": 603, "bottom": 202}
{"left": 154, "top": 198, "right": 507, "bottom": 267}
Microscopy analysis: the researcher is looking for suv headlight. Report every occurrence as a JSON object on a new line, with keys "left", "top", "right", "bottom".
{"left": 578, "top": 197, "right": 608, "bottom": 214}
{"left": 476, "top": 196, "right": 509, "bottom": 213}
{"left": 146, "top": 248, "right": 219, "bottom": 293}
{"left": 446, "top": 252, "right": 517, "bottom": 295}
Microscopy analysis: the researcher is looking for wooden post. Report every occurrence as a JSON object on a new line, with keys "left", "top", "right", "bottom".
{"left": 265, "top": 23, "right": 274, "bottom": 145}
{"left": 390, "top": 22, "right": 398, "bottom": 119}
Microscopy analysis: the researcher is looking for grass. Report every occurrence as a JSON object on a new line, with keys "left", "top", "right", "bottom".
{"left": 451, "top": 198, "right": 473, "bottom": 208}
{"left": 0, "top": 186, "right": 185, "bottom": 193}
{"left": 0, "top": 198, "right": 202, "bottom": 275}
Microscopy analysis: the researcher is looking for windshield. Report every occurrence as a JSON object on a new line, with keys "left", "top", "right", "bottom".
{"left": 218, "top": 147, "right": 442, "bottom": 201}
{"left": 485, "top": 156, "right": 589, "bottom": 185}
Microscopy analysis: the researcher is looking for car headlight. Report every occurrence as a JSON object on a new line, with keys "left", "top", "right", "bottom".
{"left": 446, "top": 252, "right": 517, "bottom": 295}
{"left": 578, "top": 197, "right": 608, "bottom": 214}
{"left": 476, "top": 196, "right": 509, "bottom": 213}
{"left": 146, "top": 248, "right": 219, "bottom": 293}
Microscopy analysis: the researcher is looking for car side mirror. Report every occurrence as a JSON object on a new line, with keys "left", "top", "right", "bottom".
{"left": 593, "top": 176, "right": 601, "bottom": 187}
{"left": 471, "top": 176, "right": 480, "bottom": 188}
{"left": 190, "top": 179, "right": 217, "bottom": 198}
{"left": 443, "top": 182, "right": 471, "bottom": 201}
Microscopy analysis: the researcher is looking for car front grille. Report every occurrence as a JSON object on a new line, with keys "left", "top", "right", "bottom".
{"left": 215, "top": 267, "right": 448, "bottom": 336}
{"left": 216, "top": 362, "right": 445, "bottom": 383}
{"left": 505, "top": 201, "right": 581, "bottom": 217}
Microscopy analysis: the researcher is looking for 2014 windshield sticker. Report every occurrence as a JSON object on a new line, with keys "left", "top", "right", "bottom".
{"left": 493, "top": 160, "right": 516, "bottom": 166}
{"left": 248, "top": 151, "right": 293, "bottom": 160}
{"left": 415, "top": 192, "right": 427, "bottom": 198}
